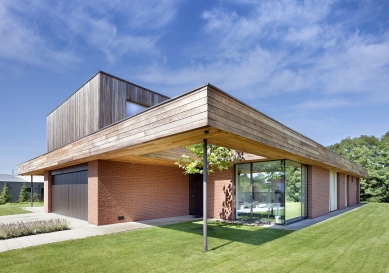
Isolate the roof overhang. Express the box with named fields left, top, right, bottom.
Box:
left=18, top=85, right=368, bottom=178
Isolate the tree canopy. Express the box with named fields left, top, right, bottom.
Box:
left=327, top=132, right=389, bottom=202
left=176, top=143, right=244, bottom=174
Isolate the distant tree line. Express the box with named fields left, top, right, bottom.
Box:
left=328, top=132, right=389, bottom=202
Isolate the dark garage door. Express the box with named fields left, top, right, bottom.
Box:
left=52, top=165, right=88, bottom=221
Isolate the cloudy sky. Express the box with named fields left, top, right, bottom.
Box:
left=0, top=0, right=388, bottom=174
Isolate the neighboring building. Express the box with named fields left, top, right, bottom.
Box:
left=18, top=71, right=367, bottom=225
left=0, top=174, right=44, bottom=202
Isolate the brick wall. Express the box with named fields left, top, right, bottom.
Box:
left=90, top=160, right=189, bottom=225
left=348, top=176, right=358, bottom=206
left=337, top=173, right=346, bottom=210
left=44, top=170, right=52, bottom=213
left=308, top=165, right=329, bottom=219
left=88, top=160, right=99, bottom=225
left=208, top=170, right=234, bottom=220
left=357, top=178, right=360, bottom=203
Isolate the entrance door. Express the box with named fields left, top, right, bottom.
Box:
left=189, top=173, right=203, bottom=216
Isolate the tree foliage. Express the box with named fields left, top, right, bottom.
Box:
left=19, top=183, right=30, bottom=203
left=0, top=183, right=12, bottom=204
left=176, top=143, right=245, bottom=174
left=285, top=166, right=301, bottom=202
left=328, top=132, right=389, bottom=202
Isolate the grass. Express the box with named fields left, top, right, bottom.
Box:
left=0, top=202, right=44, bottom=216
left=1, top=203, right=389, bottom=272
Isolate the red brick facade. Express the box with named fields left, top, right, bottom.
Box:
left=44, top=160, right=361, bottom=225
left=88, top=160, right=99, bottom=225
left=348, top=175, right=358, bottom=206
left=43, top=170, right=52, bottom=213
left=357, top=178, right=360, bottom=204
left=208, top=170, right=234, bottom=220
left=337, top=173, right=346, bottom=210
left=88, top=160, right=189, bottom=225
left=308, top=165, right=329, bottom=219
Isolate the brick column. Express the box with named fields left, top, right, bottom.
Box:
left=44, top=170, right=52, bottom=213
left=88, top=160, right=99, bottom=225
left=357, top=178, right=360, bottom=204
left=307, top=166, right=330, bottom=219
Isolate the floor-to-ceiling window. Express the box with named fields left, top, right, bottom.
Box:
left=236, top=160, right=307, bottom=225
left=236, top=160, right=285, bottom=224
left=285, top=160, right=308, bottom=224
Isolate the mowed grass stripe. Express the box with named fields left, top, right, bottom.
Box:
left=1, top=203, right=388, bottom=273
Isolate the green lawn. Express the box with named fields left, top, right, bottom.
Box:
left=0, top=202, right=44, bottom=216
left=1, top=203, right=389, bottom=272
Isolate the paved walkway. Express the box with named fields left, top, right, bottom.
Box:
left=269, top=203, right=365, bottom=230
left=0, top=204, right=364, bottom=252
left=0, top=207, right=196, bottom=253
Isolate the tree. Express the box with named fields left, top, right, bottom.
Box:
left=19, top=183, right=30, bottom=203
left=328, top=132, right=389, bottom=202
left=176, top=143, right=244, bottom=174
left=285, top=166, right=301, bottom=202
left=0, top=183, right=12, bottom=204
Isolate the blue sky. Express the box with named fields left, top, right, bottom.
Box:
left=0, top=0, right=388, bottom=174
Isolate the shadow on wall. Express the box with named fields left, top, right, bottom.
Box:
left=220, top=182, right=234, bottom=221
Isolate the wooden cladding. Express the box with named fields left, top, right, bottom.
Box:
left=46, top=72, right=169, bottom=152
left=99, top=73, right=169, bottom=129
left=19, top=87, right=209, bottom=175
left=21, top=83, right=367, bottom=178
left=205, top=86, right=367, bottom=177
left=47, top=73, right=100, bottom=153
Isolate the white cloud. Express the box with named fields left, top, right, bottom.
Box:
left=139, top=0, right=389, bottom=108
left=0, top=0, right=179, bottom=67
left=0, top=2, right=80, bottom=69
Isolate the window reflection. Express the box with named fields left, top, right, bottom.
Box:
left=126, top=101, right=147, bottom=117
left=236, top=161, right=285, bottom=224
left=235, top=160, right=307, bottom=225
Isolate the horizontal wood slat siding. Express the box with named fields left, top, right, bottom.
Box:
left=19, top=88, right=209, bottom=175
left=47, top=74, right=100, bottom=152
left=21, top=83, right=366, bottom=178
left=206, top=86, right=367, bottom=177
left=47, top=72, right=169, bottom=153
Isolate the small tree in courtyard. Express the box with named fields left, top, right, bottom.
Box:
left=19, top=183, right=30, bottom=203
left=176, top=143, right=245, bottom=174
left=0, top=183, right=12, bottom=204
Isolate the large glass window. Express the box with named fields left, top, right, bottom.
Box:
left=236, top=160, right=285, bottom=224
left=235, top=160, right=307, bottom=225
left=236, top=163, right=251, bottom=221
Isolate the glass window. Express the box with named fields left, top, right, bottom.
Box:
left=236, top=160, right=284, bottom=224
left=126, top=101, right=147, bottom=117
left=236, top=163, right=251, bottom=221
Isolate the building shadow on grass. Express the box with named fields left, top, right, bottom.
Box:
left=159, top=220, right=294, bottom=249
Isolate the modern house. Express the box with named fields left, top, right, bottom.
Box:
left=0, top=174, right=44, bottom=202
left=18, top=71, right=367, bottom=225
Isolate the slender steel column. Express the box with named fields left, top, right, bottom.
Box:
left=30, top=175, right=33, bottom=207
left=203, top=138, right=208, bottom=252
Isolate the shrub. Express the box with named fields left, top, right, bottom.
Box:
left=0, top=183, right=12, bottom=204
left=33, top=193, right=40, bottom=202
left=0, top=219, right=69, bottom=239
left=19, top=183, right=30, bottom=203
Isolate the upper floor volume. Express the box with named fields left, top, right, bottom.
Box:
left=46, top=71, right=169, bottom=152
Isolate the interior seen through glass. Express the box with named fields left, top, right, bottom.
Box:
left=236, top=160, right=307, bottom=225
